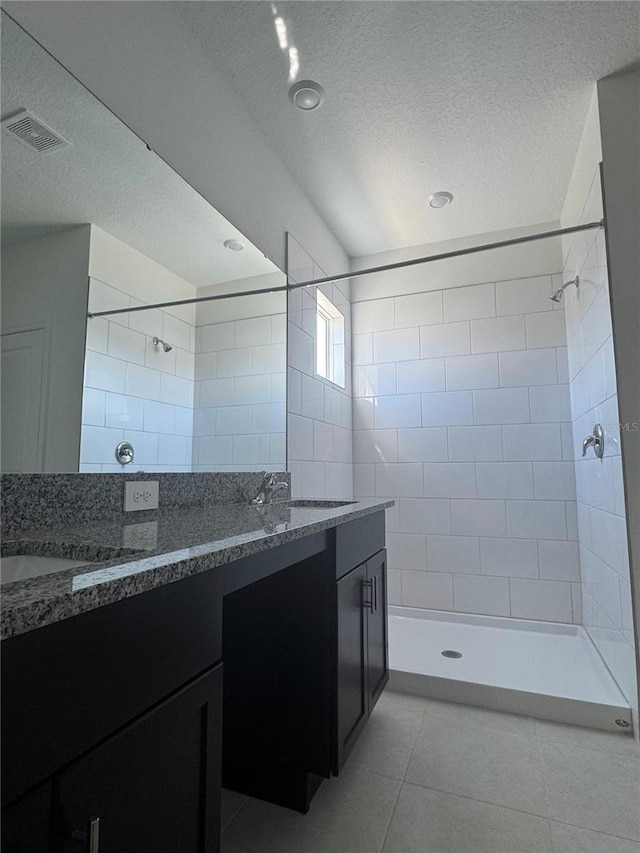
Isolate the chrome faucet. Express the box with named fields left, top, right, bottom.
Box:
left=582, top=423, right=605, bottom=458
left=250, top=472, right=289, bottom=505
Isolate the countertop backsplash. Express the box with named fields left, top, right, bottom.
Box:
left=1, top=472, right=291, bottom=537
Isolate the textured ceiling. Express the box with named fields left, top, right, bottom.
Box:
left=178, top=1, right=640, bottom=257
left=0, top=14, right=280, bottom=287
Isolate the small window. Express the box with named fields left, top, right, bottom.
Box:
left=316, top=290, right=345, bottom=388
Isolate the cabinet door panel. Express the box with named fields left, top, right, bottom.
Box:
left=335, top=563, right=368, bottom=770
left=366, top=550, right=389, bottom=711
left=52, top=665, right=222, bottom=853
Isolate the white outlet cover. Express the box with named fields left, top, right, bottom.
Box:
left=124, top=481, right=159, bottom=512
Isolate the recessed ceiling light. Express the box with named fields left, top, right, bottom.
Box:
left=223, top=239, right=243, bottom=252
left=428, top=191, right=454, bottom=209
left=289, top=80, right=326, bottom=111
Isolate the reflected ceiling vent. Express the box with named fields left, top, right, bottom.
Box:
left=1, top=110, right=71, bottom=154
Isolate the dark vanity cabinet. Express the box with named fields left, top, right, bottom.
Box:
left=2, top=507, right=389, bottom=849
left=1, top=567, right=224, bottom=853
left=335, top=545, right=388, bottom=771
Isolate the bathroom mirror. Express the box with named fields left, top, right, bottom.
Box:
left=0, top=12, right=287, bottom=474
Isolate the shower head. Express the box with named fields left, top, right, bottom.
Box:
left=550, top=276, right=579, bottom=303
left=153, top=336, right=173, bottom=353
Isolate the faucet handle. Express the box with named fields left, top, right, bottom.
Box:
left=582, top=424, right=604, bottom=458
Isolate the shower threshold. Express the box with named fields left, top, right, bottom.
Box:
left=388, top=606, right=632, bottom=732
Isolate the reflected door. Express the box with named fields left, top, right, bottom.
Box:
left=1, top=328, right=46, bottom=472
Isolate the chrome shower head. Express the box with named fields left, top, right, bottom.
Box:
left=550, top=276, right=579, bottom=303
left=152, top=336, right=172, bottom=353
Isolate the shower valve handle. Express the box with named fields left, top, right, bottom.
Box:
left=582, top=424, right=604, bottom=458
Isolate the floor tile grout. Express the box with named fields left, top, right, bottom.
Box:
left=549, top=816, right=640, bottom=845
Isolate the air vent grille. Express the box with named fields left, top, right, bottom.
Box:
left=2, top=110, right=71, bottom=153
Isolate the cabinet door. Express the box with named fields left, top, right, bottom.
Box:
left=51, top=664, right=222, bottom=853
left=335, top=563, right=368, bottom=770
left=366, top=550, right=389, bottom=711
left=1, top=782, right=51, bottom=853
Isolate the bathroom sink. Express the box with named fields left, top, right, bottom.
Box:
left=284, top=500, right=358, bottom=509
left=0, top=554, right=97, bottom=585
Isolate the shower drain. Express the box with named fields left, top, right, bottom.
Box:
left=441, top=649, right=462, bottom=659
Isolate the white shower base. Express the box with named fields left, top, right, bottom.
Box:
left=388, top=606, right=632, bottom=732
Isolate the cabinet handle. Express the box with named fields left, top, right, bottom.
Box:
left=89, top=817, right=100, bottom=853
left=372, top=574, right=378, bottom=612
left=362, top=578, right=374, bottom=614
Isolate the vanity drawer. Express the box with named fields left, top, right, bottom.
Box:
left=335, top=511, right=386, bottom=580
left=1, top=565, right=223, bottom=805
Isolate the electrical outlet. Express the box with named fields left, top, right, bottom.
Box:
left=124, top=481, right=159, bottom=512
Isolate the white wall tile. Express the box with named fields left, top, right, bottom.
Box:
left=397, top=359, right=445, bottom=394
left=88, top=279, right=130, bottom=322
left=234, top=316, right=272, bottom=348
left=426, top=534, right=480, bottom=574
left=232, top=434, right=270, bottom=465
left=471, top=315, right=525, bottom=354
left=397, top=428, right=448, bottom=462
left=352, top=333, right=373, bottom=366
left=420, top=322, right=470, bottom=358
left=506, top=500, right=567, bottom=540
left=451, top=499, right=506, bottom=538
left=376, top=463, right=424, bottom=497
left=525, top=311, right=567, bottom=349
left=143, top=400, right=174, bottom=434
left=373, top=328, right=420, bottom=363
left=158, top=433, right=188, bottom=466
left=476, top=462, right=534, bottom=499
left=125, top=363, right=161, bottom=402
left=353, top=429, right=398, bottom=463
left=144, top=338, right=176, bottom=374
left=233, top=374, right=271, bottom=406
left=533, top=461, right=577, bottom=500
left=399, top=499, right=451, bottom=535
left=216, top=405, right=252, bottom=435
left=175, top=348, right=195, bottom=380
left=353, top=363, right=397, bottom=398
left=499, top=348, right=557, bottom=387
left=538, top=540, right=580, bottom=581
left=288, top=414, right=314, bottom=461
left=496, top=276, right=553, bottom=316
left=122, top=430, right=158, bottom=465
left=86, top=317, right=109, bottom=353
left=352, top=298, right=395, bottom=333
left=446, top=353, right=499, bottom=391
left=200, top=322, right=235, bottom=352
left=353, top=463, right=375, bottom=496
left=503, top=423, right=562, bottom=462
left=270, top=373, right=287, bottom=403
left=387, top=569, right=402, bottom=605
left=387, top=532, right=427, bottom=570
left=444, top=283, right=495, bottom=322
left=80, top=425, right=123, bottom=464
left=424, top=463, right=476, bottom=498
left=401, top=570, right=453, bottom=609
left=85, top=351, right=127, bottom=394
left=105, top=393, right=144, bottom=431
left=160, top=374, right=192, bottom=408
left=448, top=426, right=502, bottom=462
left=174, top=405, right=193, bottom=437
left=217, top=348, right=252, bottom=378
left=199, top=378, right=233, bottom=408
left=454, top=574, right=510, bottom=616
left=196, top=435, right=232, bottom=465
left=353, top=397, right=375, bottom=431
left=422, top=391, right=474, bottom=427
left=479, top=538, right=538, bottom=577
left=251, top=343, right=286, bottom=375
left=395, top=291, right=442, bottom=328
left=82, top=388, right=106, bottom=427
left=374, top=395, right=422, bottom=429
left=251, top=403, right=286, bottom=435
left=473, top=387, right=530, bottom=425
left=510, top=579, right=573, bottom=622
left=195, top=351, right=218, bottom=381
left=529, top=384, right=571, bottom=422
left=163, top=313, right=192, bottom=352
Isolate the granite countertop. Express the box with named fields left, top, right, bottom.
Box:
left=1, top=499, right=393, bottom=640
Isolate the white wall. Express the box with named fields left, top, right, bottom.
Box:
left=1, top=225, right=91, bottom=471
left=597, top=70, right=640, bottom=725
left=193, top=279, right=286, bottom=472
left=287, top=236, right=353, bottom=499
left=4, top=2, right=350, bottom=280
left=351, top=260, right=581, bottom=623
left=81, top=227, right=196, bottom=472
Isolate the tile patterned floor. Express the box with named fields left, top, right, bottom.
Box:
left=222, top=690, right=640, bottom=853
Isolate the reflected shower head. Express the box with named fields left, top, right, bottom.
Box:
left=153, top=336, right=172, bottom=353
left=550, top=276, right=579, bottom=303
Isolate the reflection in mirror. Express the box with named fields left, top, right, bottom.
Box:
left=0, top=12, right=287, bottom=474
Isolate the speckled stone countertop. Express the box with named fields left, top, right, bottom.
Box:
left=1, top=499, right=393, bottom=640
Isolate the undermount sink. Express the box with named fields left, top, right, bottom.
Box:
left=285, top=500, right=358, bottom=509
left=0, top=554, right=97, bottom=585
